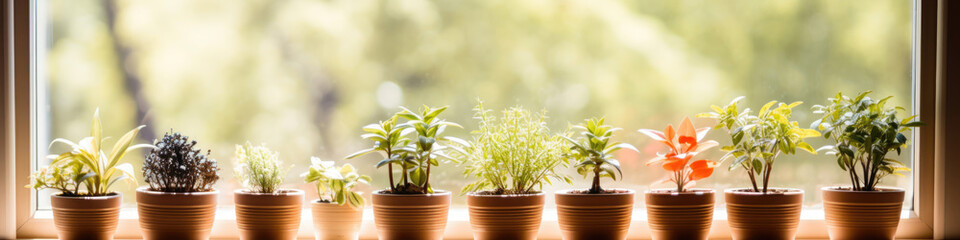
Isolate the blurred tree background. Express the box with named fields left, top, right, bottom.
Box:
left=38, top=0, right=914, bottom=208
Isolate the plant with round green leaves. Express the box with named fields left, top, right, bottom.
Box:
left=346, top=114, right=412, bottom=193
left=811, top=91, right=922, bottom=191
left=461, top=101, right=571, bottom=195
left=234, top=142, right=287, bottom=194
left=697, top=97, right=820, bottom=193
left=302, top=157, right=372, bottom=209
left=26, top=109, right=151, bottom=196
left=563, top=117, right=638, bottom=194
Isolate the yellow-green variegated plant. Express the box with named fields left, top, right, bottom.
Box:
left=26, top=109, right=152, bottom=196
left=302, top=157, right=371, bottom=209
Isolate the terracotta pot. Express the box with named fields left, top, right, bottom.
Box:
left=311, top=200, right=363, bottom=240
left=136, top=187, right=218, bottom=240
left=555, top=189, right=634, bottom=240
left=51, top=193, right=122, bottom=240
left=466, top=192, right=545, bottom=240
left=234, top=189, right=304, bottom=240
left=372, top=190, right=451, bottom=240
left=725, top=188, right=803, bottom=240
left=644, top=188, right=715, bottom=240
left=822, top=186, right=904, bottom=240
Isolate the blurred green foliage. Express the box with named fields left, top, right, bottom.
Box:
left=40, top=0, right=914, bottom=207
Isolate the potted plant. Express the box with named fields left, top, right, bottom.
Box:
left=302, top=157, right=372, bottom=240
left=138, top=131, right=220, bottom=240
left=460, top=102, right=571, bottom=240
left=811, top=91, right=921, bottom=240
left=555, top=117, right=638, bottom=240
left=698, top=97, right=820, bottom=240
left=25, top=109, right=151, bottom=240
left=233, top=142, right=303, bottom=240
left=638, top=117, right=719, bottom=240
left=346, top=106, right=466, bottom=240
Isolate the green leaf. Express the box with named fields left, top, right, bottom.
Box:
left=759, top=101, right=777, bottom=116
left=796, top=142, right=816, bottom=154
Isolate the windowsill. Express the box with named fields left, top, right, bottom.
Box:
left=19, top=208, right=928, bottom=239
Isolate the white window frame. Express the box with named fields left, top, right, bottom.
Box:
left=3, top=0, right=950, bottom=239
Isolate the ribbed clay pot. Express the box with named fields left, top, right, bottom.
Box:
left=555, top=189, right=634, bottom=240
left=467, top=192, right=545, bottom=240
left=136, top=187, right=218, bottom=240
left=725, top=188, right=803, bottom=240
left=234, top=189, right=304, bottom=240
left=372, top=190, right=451, bottom=240
left=645, top=188, right=715, bottom=240
left=822, top=186, right=904, bottom=240
left=311, top=200, right=363, bottom=240
left=51, top=193, right=122, bottom=240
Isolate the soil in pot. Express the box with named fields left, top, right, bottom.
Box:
left=555, top=189, right=634, bottom=240
left=467, top=192, right=545, bottom=240
left=372, top=190, right=451, bottom=240
left=311, top=200, right=363, bottom=240
left=645, top=188, right=715, bottom=240
left=51, top=193, right=123, bottom=240
left=724, top=188, right=803, bottom=240
left=822, top=186, right=904, bottom=240
left=136, top=187, right=219, bottom=240
left=234, top=189, right=304, bottom=240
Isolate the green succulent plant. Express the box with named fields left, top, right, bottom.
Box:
left=26, top=109, right=152, bottom=196
left=811, top=91, right=922, bottom=191
left=234, top=142, right=286, bottom=194
left=302, top=157, right=371, bottom=209
left=698, top=97, right=820, bottom=193
left=563, top=117, right=638, bottom=194
left=460, top=101, right=571, bottom=195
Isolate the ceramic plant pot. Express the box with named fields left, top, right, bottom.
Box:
left=724, top=188, right=803, bottom=240
left=50, top=193, right=122, bottom=240
left=645, top=188, right=715, bottom=240
left=234, top=189, right=304, bottom=240
left=555, top=189, right=635, bottom=240
left=372, top=190, right=451, bottom=240
left=311, top=200, right=363, bottom=240
left=136, top=187, right=218, bottom=240
left=466, top=192, right=545, bottom=240
left=822, top=186, right=904, bottom=240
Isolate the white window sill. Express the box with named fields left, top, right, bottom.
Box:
left=19, top=208, right=927, bottom=239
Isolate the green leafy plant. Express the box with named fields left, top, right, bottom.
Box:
left=234, top=142, right=286, bottom=194
left=563, top=117, right=638, bottom=194
left=811, top=91, right=922, bottom=191
left=302, top=157, right=372, bottom=209
left=697, top=97, right=820, bottom=193
left=26, top=109, right=152, bottom=196
left=460, top=101, right=571, bottom=195
left=639, top=117, right=719, bottom=192
left=143, top=131, right=220, bottom=192
left=347, top=106, right=466, bottom=194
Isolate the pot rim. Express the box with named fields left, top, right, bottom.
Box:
left=372, top=189, right=450, bottom=196
left=233, top=188, right=304, bottom=196
left=821, top=186, right=905, bottom=193
left=644, top=188, right=715, bottom=195
left=466, top=191, right=546, bottom=198
left=724, top=187, right=803, bottom=195
left=50, top=192, right=121, bottom=200
left=136, top=186, right=220, bottom=196
left=555, top=188, right=635, bottom=196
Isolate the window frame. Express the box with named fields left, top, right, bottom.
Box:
left=5, top=0, right=943, bottom=238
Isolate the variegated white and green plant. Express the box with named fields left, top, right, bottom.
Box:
left=302, top=157, right=372, bottom=209
left=26, top=109, right=152, bottom=196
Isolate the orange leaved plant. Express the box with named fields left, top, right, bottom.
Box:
left=638, top=117, right=719, bottom=192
